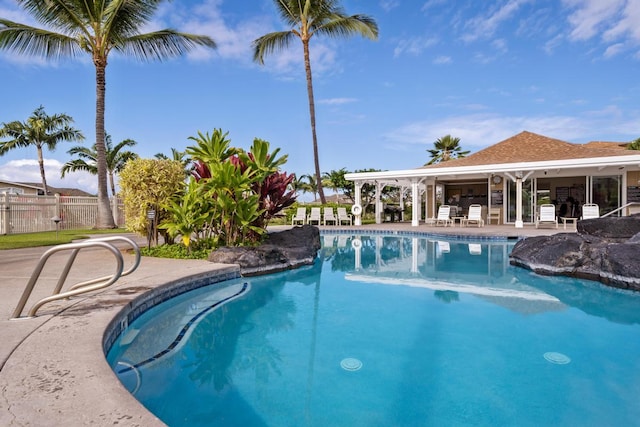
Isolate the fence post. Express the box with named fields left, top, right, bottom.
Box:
left=1, top=193, right=8, bottom=235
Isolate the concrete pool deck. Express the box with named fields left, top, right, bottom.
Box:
left=0, top=224, right=566, bottom=426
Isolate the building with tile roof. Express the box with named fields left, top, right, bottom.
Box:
left=346, top=131, right=640, bottom=227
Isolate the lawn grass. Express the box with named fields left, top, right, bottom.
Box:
left=0, top=228, right=128, bottom=250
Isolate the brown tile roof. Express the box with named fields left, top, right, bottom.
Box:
left=422, top=131, right=637, bottom=169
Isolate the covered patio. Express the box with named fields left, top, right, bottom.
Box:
left=346, top=131, right=640, bottom=228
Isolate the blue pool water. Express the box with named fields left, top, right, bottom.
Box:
left=107, top=234, right=640, bottom=426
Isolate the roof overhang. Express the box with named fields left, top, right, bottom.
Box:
left=345, top=154, right=640, bottom=184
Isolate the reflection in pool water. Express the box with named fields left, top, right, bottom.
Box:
left=107, top=233, right=640, bottom=426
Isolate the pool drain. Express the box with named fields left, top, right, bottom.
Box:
left=340, top=358, right=363, bottom=371
left=543, top=352, right=571, bottom=365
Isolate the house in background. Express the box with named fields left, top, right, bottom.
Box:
left=0, top=180, right=93, bottom=197
left=346, top=131, right=640, bottom=227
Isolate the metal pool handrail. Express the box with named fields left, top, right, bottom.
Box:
left=12, top=236, right=141, bottom=319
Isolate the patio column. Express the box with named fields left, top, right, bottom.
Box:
left=354, top=183, right=362, bottom=226
left=515, top=173, right=524, bottom=228
left=375, top=182, right=382, bottom=224
left=411, top=181, right=420, bottom=227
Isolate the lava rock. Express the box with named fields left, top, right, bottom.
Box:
left=208, top=225, right=321, bottom=276
left=510, top=216, right=640, bottom=290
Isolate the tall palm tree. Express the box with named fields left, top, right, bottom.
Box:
left=61, top=135, right=138, bottom=196
left=426, top=135, right=470, bottom=165
left=0, top=105, right=84, bottom=195
left=253, top=0, right=378, bottom=205
left=0, top=1, right=216, bottom=228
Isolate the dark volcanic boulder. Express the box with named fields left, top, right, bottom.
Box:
left=510, top=216, right=640, bottom=291
left=208, top=225, right=321, bottom=276
left=577, top=214, right=640, bottom=238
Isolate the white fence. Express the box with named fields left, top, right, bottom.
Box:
left=0, top=194, right=125, bottom=235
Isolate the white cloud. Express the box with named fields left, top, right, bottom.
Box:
left=603, top=42, right=625, bottom=58
left=319, top=98, right=357, bottom=105
left=433, top=55, right=452, bottom=65
left=563, top=0, right=624, bottom=42
left=382, top=109, right=639, bottom=154
left=462, top=0, right=533, bottom=42
left=393, top=36, right=439, bottom=57
left=0, top=158, right=97, bottom=194
left=380, top=0, right=400, bottom=12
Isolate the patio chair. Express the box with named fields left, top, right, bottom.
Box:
left=487, top=207, right=501, bottom=225
left=463, top=204, right=485, bottom=227
left=323, top=207, right=338, bottom=226
left=581, top=203, right=600, bottom=220
left=337, top=207, right=352, bottom=225
left=291, top=207, right=306, bottom=225
left=536, top=204, right=558, bottom=228
left=307, top=207, right=322, bottom=225
left=434, top=205, right=453, bottom=227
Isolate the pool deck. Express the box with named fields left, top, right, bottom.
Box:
left=0, top=223, right=568, bottom=426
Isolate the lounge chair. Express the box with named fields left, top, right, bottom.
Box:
left=581, top=203, right=600, bottom=220
left=434, top=205, right=453, bottom=227
left=536, top=204, right=558, bottom=228
left=291, top=207, right=306, bottom=225
left=436, top=240, right=450, bottom=256
left=323, top=207, right=337, bottom=226
left=337, top=207, right=352, bottom=225
left=307, top=207, right=322, bottom=225
left=463, top=204, right=485, bottom=227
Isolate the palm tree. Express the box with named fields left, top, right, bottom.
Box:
left=627, top=137, right=640, bottom=151
left=301, top=173, right=319, bottom=202
left=0, top=1, right=216, bottom=228
left=322, top=168, right=348, bottom=195
left=61, top=135, right=138, bottom=196
left=426, top=135, right=470, bottom=165
left=253, top=0, right=378, bottom=205
left=0, top=105, right=84, bottom=195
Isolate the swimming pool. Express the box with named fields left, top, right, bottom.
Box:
left=107, top=233, right=640, bottom=426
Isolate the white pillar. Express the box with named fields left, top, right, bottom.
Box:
left=515, top=177, right=524, bottom=228
left=354, top=183, right=362, bottom=226
left=412, top=181, right=420, bottom=227
left=375, top=182, right=382, bottom=224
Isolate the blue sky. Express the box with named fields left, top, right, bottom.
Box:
left=0, top=0, right=639, bottom=194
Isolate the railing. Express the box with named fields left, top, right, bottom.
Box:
left=0, top=193, right=125, bottom=235
left=12, top=236, right=140, bottom=319
left=601, top=202, right=640, bottom=218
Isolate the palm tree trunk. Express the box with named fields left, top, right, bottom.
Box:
left=94, top=59, right=116, bottom=228
left=302, top=40, right=326, bottom=204
left=108, top=170, right=116, bottom=197
left=36, top=145, right=48, bottom=195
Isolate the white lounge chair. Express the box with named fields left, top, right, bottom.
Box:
left=291, top=207, right=306, bottom=225
left=581, top=203, right=600, bottom=220
left=323, top=207, right=337, bottom=225
left=307, top=207, right=322, bottom=225
left=463, top=204, right=485, bottom=227
left=536, top=204, right=558, bottom=228
left=337, top=207, right=352, bottom=225
left=434, top=205, right=453, bottom=227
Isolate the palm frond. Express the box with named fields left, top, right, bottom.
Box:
left=253, top=31, right=296, bottom=64
left=118, top=30, right=216, bottom=61
left=0, top=20, right=81, bottom=59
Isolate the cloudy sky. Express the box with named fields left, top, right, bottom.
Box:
left=0, top=0, right=639, bottom=194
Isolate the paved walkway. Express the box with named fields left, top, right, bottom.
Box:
left=0, top=224, right=569, bottom=426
